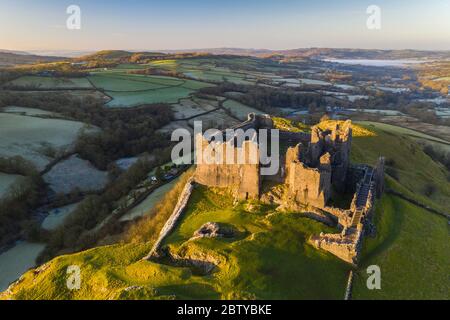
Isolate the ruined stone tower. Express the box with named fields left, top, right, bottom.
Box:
left=284, top=120, right=352, bottom=208
left=194, top=114, right=272, bottom=200
left=194, top=115, right=353, bottom=208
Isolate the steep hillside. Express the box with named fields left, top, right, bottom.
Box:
left=1, top=123, right=448, bottom=300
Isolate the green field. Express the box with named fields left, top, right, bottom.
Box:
left=162, top=187, right=350, bottom=299
left=7, top=76, right=93, bottom=89
left=87, top=72, right=214, bottom=107
left=353, top=188, right=450, bottom=300
left=350, top=124, right=450, bottom=299
left=353, top=123, right=450, bottom=212
left=357, top=121, right=449, bottom=144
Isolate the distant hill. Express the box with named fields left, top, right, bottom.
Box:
left=77, top=50, right=166, bottom=62
left=161, top=47, right=450, bottom=60
left=0, top=50, right=66, bottom=67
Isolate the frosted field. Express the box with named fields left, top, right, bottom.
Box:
left=334, top=84, right=356, bottom=90
left=348, top=109, right=404, bottom=116
left=106, top=87, right=195, bottom=107
left=299, top=78, right=331, bottom=86
left=187, top=109, right=240, bottom=128
left=0, top=173, right=24, bottom=199
left=0, top=112, right=93, bottom=171
left=222, top=99, right=262, bottom=121
left=171, top=97, right=218, bottom=120
left=346, top=95, right=370, bottom=102
left=119, top=177, right=179, bottom=222
left=435, top=108, right=450, bottom=118
left=0, top=241, right=46, bottom=292
left=43, top=155, right=109, bottom=194
left=41, top=202, right=81, bottom=230
left=7, top=76, right=93, bottom=89
left=375, top=86, right=410, bottom=93
left=2, top=106, right=60, bottom=117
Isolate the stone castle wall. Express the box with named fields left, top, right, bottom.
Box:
left=194, top=135, right=261, bottom=200
left=193, top=114, right=384, bottom=265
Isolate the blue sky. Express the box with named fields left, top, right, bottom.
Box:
left=1, top=0, right=449, bottom=51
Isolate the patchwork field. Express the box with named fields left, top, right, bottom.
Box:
left=222, top=99, right=262, bottom=121
left=0, top=112, right=95, bottom=171
left=7, top=76, right=93, bottom=89
left=87, top=72, right=214, bottom=107
left=186, top=109, right=240, bottom=128
left=170, top=97, right=218, bottom=120
left=43, top=155, right=109, bottom=194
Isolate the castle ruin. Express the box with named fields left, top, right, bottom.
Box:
left=193, top=114, right=384, bottom=265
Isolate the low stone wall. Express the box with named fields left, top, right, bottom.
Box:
left=310, top=230, right=361, bottom=264
left=344, top=270, right=354, bottom=300
left=310, top=164, right=378, bottom=265
left=143, top=178, right=195, bottom=260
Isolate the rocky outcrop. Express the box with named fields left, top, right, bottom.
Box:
left=192, top=222, right=236, bottom=239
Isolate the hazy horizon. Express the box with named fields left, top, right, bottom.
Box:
left=1, top=0, right=450, bottom=52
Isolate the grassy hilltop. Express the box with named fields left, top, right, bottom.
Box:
left=1, top=122, right=449, bottom=300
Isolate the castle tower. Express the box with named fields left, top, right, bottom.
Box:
left=330, top=120, right=352, bottom=192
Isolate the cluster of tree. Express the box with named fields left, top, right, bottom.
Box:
left=0, top=156, right=38, bottom=176
left=0, top=91, right=174, bottom=170
left=128, top=68, right=184, bottom=78
left=0, top=69, right=23, bottom=85
left=0, top=165, right=44, bottom=247
left=417, top=61, right=450, bottom=95
left=122, top=168, right=194, bottom=244
left=199, top=82, right=328, bottom=114
left=399, top=102, right=450, bottom=126
left=37, top=156, right=173, bottom=262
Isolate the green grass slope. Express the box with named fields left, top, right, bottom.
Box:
left=1, top=122, right=448, bottom=300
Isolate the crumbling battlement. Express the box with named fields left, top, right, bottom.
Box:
left=284, top=120, right=352, bottom=208
left=194, top=113, right=267, bottom=200
left=193, top=114, right=384, bottom=265
left=310, top=159, right=385, bottom=265
left=195, top=115, right=354, bottom=207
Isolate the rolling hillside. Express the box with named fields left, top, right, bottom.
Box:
left=0, top=50, right=65, bottom=67
left=1, top=122, right=449, bottom=300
